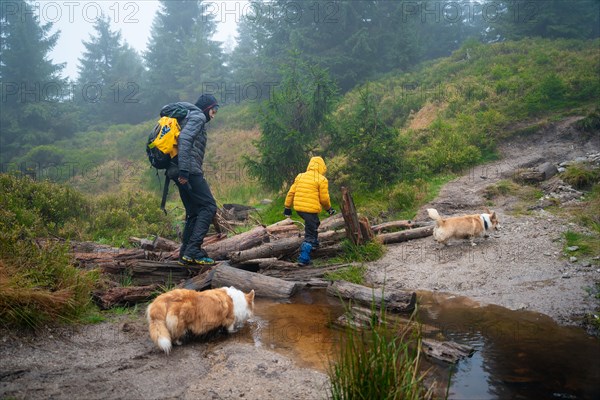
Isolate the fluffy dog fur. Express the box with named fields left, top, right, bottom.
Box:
left=147, top=287, right=255, bottom=354
left=427, top=208, right=499, bottom=246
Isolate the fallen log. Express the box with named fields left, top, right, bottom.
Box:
left=312, top=243, right=344, bottom=258
left=421, top=339, right=475, bottom=364
left=319, top=214, right=346, bottom=232
left=376, top=225, right=434, bottom=245
left=129, top=236, right=180, bottom=252
left=371, top=220, right=414, bottom=233
left=318, top=230, right=347, bottom=244
left=241, top=257, right=298, bottom=269
left=211, top=262, right=304, bottom=299
left=229, top=236, right=304, bottom=264
left=204, top=226, right=269, bottom=260
left=178, top=269, right=216, bottom=291
left=334, top=306, right=474, bottom=364
left=124, top=260, right=210, bottom=286
left=265, top=224, right=301, bottom=239
left=260, top=262, right=360, bottom=281
left=92, top=285, right=160, bottom=309
left=326, top=280, right=416, bottom=312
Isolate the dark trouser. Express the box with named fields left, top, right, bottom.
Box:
left=176, top=174, right=217, bottom=258
left=297, top=211, right=321, bottom=247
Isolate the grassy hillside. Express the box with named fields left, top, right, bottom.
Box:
left=8, top=38, right=599, bottom=220
left=325, top=38, right=599, bottom=219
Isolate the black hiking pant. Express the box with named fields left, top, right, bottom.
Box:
left=297, top=211, right=321, bottom=247
left=176, top=174, right=217, bottom=258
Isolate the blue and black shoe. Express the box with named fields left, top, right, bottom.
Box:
left=297, top=241, right=313, bottom=266
left=181, top=255, right=216, bottom=266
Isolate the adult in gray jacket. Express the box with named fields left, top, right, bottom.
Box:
left=161, top=94, right=219, bottom=265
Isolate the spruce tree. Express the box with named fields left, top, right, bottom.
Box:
left=144, top=0, right=227, bottom=109
left=0, top=0, right=72, bottom=164
left=76, top=16, right=145, bottom=125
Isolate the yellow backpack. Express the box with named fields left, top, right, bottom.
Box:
left=147, top=116, right=180, bottom=164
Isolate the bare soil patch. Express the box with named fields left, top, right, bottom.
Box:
left=367, top=117, right=600, bottom=325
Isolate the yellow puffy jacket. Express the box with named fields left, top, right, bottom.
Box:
left=284, top=156, right=332, bottom=214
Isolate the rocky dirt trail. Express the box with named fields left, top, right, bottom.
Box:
left=0, top=311, right=330, bottom=400
left=367, top=117, right=600, bottom=324
left=1, top=117, right=598, bottom=400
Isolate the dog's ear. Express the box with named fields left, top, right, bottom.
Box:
left=491, top=211, right=497, bottom=220
left=484, top=207, right=491, bottom=214
left=247, top=289, right=255, bottom=303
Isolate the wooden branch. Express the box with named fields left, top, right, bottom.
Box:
left=371, top=220, right=414, bottom=233
left=92, top=285, right=160, bottom=309
left=319, top=214, right=346, bottom=232
left=376, top=226, right=434, bottom=244
left=260, top=262, right=358, bottom=280
left=128, top=236, right=180, bottom=252
left=211, top=262, right=304, bottom=299
left=326, top=280, right=416, bottom=312
left=124, top=260, right=210, bottom=286
left=178, top=269, right=215, bottom=292
left=229, top=236, right=304, bottom=264
left=204, top=226, right=269, bottom=260
left=334, top=306, right=474, bottom=364
left=421, top=339, right=475, bottom=364
left=266, top=224, right=301, bottom=239
left=240, top=258, right=298, bottom=269
left=341, top=187, right=364, bottom=245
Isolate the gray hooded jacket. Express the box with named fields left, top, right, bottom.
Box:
left=160, top=102, right=207, bottom=177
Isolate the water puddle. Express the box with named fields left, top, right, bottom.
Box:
left=243, top=289, right=599, bottom=399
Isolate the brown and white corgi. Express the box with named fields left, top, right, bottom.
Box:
left=147, top=287, right=255, bottom=354
left=427, top=208, right=499, bottom=246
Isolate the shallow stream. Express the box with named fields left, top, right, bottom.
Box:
left=242, top=289, right=600, bottom=400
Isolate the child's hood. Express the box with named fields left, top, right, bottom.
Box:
left=306, top=156, right=327, bottom=175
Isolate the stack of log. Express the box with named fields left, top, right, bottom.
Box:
left=79, top=187, right=438, bottom=308
left=73, top=187, right=474, bottom=364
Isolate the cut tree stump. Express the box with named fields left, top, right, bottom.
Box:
left=341, top=187, right=369, bottom=245
left=326, top=280, right=416, bottom=312
left=204, top=226, right=269, bottom=260
left=211, top=262, right=304, bottom=299
left=376, top=226, right=434, bottom=244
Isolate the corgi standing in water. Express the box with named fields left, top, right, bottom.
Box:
left=427, top=208, right=499, bottom=246
left=147, top=287, right=255, bottom=354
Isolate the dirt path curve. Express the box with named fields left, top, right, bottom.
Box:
left=366, top=117, right=600, bottom=324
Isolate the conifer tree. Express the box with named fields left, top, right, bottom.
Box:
left=144, top=0, right=227, bottom=109
left=76, top=15, right=145, bottom=125
left=0, top=0, right=73, bottom=164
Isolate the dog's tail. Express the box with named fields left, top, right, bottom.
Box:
left=427, top=208, right=443, bottom=225
left=147, top=302, right=172, bottom=354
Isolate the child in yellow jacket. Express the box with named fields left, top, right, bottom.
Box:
left=284, top=156, right=336, bottom=265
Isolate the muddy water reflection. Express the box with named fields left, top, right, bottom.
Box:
left=245, top=289, right=599, bottom=399
left=417, top=292, right=600, bottom=400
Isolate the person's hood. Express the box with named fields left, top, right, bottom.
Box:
left=306, top=156, right=327, bottom=175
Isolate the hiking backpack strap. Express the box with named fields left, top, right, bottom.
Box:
left=160, top=173, right=170, bottom=215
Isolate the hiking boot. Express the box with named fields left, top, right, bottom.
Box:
left=297, top=241, right=313, bottom=265
left=181, top=255, right=216, bottom=266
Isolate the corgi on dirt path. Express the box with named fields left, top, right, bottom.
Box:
left=427, top=208, right=499, bottom=246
